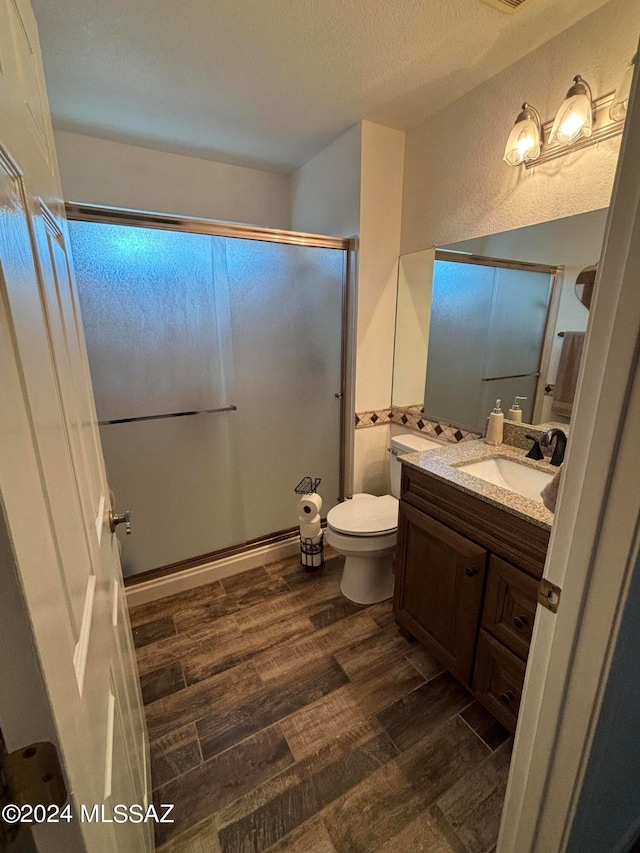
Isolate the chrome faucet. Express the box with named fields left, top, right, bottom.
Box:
left=540, top=428, right=567, bottom=467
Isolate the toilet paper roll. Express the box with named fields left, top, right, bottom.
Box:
left=298, top=508, right=320, bottom=524
left=298, top=493, right=322, bottom=517
left=299, top=516, right=321, bottom=539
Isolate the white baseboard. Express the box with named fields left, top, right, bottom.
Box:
left=125, top=536, right=300, bottom=608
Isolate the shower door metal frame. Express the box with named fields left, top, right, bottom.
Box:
left=65, top=204, right=353, bottom=584
left=65, top=203, right=349, bottom=249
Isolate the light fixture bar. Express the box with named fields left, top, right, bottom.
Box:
left=525, top=91, right=624, bottom=169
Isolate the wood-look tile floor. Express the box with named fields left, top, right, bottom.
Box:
left=129, top=553, right=512, bottom=853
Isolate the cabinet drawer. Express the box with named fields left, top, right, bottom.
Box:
left=401, top=464, right=549, bottom=579
left=482, top=555, right=539, bottom=660
left=473, top=630, right=526, bottom=733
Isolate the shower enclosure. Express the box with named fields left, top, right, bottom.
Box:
left=67, top=209, right=349, bottom=579
left=424, top=252, right=557, bottom=430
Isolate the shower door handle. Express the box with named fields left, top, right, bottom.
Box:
left=109, top=509, right=132, bottom=535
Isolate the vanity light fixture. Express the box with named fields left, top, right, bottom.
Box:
left=503, top=103, right=543, bottom=166
left=505, top=61, right=632, bottom=169
left=549, top=75, right=594, bottom=145
left=610, top=54, right=636, bottom=121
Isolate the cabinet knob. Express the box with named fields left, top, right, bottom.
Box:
left=465, top=566, right=479, bottom=578
left=500, top=691, right=515, bottom=705
left=513, top=615, right=529, bottom=630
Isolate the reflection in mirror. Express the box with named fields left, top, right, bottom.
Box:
left=575, top=264, right=596, bottom=309
left=424, top=253, right=555, bottom=430
left=392, top=208, right=608, bottom=431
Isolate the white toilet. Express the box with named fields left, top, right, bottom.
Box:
left=325, top=432, right=442, bottom=604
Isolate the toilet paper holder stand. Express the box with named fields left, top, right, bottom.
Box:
left=294, top=476, right=322, bottom=495
left=295, top=476, right=324, bottom=570
left=300, top=535, right=324, bottom=570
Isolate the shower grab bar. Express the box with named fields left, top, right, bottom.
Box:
left=98, top=405, right=237, bottom=426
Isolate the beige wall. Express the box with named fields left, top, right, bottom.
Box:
left=392, top=248, right=434, bottom=408
left=289, top=123, right=363, bottom=495
left=289, top=120, right=405, bottom=496
left=289, top=124, right=362, bottom=238
left=353, top=122, right=405, bottom=494
left=356, top=122, right=405, bottom=413
left=54, top=130, right=291, bottom=229
left=401, top=0, right=638, bottom=254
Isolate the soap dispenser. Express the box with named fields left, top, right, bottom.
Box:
left=485, top=399, right=504, bottom=446
left=508, top=396, right=527, bottom=423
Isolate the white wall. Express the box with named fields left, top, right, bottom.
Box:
left=289, top=124, right=362, bottom=237
left=401, top=0, right=638, bottom=254
left=54, top=130, right=291, bottom=228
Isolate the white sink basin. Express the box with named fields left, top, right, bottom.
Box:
left=457, top=457, right=554, bottom=504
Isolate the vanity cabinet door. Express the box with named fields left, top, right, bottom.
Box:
left=394, top=501, right=488, bottom=686
left=482, top=555, right=539, bottom=660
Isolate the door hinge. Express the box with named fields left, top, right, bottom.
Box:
left=0, top=737, right=67, bottom=846
left=538, top=578, right=562, bottom=613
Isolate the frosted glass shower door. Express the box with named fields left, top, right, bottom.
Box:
left=223, top=237, right=344, bottom=540
left=424, top=260, right=495, bottom=428
left=425, top=258, right=552, bottom=430
left=69, top=221, right=242, bottom=576
left=479, top=265, right=552, bottom=424
left=68, top=220, right=346, bottom=578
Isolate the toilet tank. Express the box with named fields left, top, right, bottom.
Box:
left=389, top=433, right=443, bottom=498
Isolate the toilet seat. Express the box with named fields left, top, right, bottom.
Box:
left=326, top=493, right=398, bottom=537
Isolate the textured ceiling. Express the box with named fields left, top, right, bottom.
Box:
left=32, top=0, right=611, bottom=172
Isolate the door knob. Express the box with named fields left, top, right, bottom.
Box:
left=465, top=566, right=479, bottom=577
left=109, top=509, right=132, bottom=535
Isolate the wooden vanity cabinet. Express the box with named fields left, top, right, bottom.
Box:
left=394, top=464, right=550, bottom=733
left=394, top=502, right=487, bottom=686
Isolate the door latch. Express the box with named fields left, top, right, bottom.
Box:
left=538, top=578, right=562, bottom=613
left=109, top=509, right=132, bottom=534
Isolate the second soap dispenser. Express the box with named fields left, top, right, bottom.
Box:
left=485, top=399, right=504, bottom=446
left=508, top=396, right=527, bottom=423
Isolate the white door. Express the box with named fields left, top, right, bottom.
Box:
left=499, top=45, right=640, bottom=853
left=0, top=2, right=151, bottom=851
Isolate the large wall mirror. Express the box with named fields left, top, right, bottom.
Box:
left=392, top=208, right=608, bottom=432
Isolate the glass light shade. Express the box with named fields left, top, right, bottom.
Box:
left=503, top=104, right=542, bottom=166
left=550, top=76, right=594, bottom=145
left=610, top=57, right=635, bottom=121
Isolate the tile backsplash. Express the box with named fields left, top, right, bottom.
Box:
left=355, top=405, right=480, bottom=444
left=354, top=406, right=568, bottom=454
left=354, top=409, right=393, bottom=428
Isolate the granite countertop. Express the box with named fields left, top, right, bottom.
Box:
left=400, top=439, right=556, bottom=531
